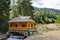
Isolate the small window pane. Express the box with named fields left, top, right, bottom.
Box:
left=15, top=24, right=18, bottom=27
left=31, top=24, right=33, bottom=27
left=22, top=24, right=26, bottom=27
left=10, top=23, right=13, bottom=27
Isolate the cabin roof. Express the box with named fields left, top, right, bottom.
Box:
left=8, top=16, right=35, bottom=23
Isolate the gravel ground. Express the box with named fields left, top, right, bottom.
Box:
left=24, top=31, right=60, bottom=40
left=0, top=34, right=6, bottom=40
left=25, top=24, right=60, bottom=40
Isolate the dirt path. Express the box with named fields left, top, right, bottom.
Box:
left=43, top=31, right=60, bottom=37
left=25, top=23, right=60, bottom=40
left=25, top=31, right=60, bottom=40
left=0, top=33, right=6, bottom=40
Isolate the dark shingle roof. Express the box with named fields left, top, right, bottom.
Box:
left=8, top=16, right=35, bottom=23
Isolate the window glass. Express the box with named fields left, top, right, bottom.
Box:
left=31, top=23, right=33, bottom=27
left=15, top=24, right=18, bottom=27
left=10, top=23, right=13, bottom=27
left=10, top=23, right=18, bottom=27
left=22, top=24, right=26, bottom=27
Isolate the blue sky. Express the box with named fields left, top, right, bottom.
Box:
left=31, top=0, right=60, bottom=9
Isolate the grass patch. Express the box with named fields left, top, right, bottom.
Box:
left=39, top=27, right=49, bottom=33
left=35, top=23, right=43, bottom=27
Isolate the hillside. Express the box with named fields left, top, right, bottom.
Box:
left=34, top=7, right=60, bottom=14
left=40, top=8, right=60, bottom=14
left=33, top=8, right=60, bottom=23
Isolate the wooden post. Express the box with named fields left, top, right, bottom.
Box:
left=18, top=22, right=19, bottom=30
left=9, top=23, right=10, bottom=30
left=30, top=22, right=31, bottom=27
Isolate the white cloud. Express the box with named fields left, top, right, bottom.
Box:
left=31, top=3, right=40, bottom=8
left=31, top=0, right=60, bottom=9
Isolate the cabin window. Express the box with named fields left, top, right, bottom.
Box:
left=15, top=24, right=18, bottom=27
left=31, top=24, right=33, bottom=27
left=22, top=24, right=26, bottom=27
left=10, top=23, right=13, bottom=27
left=10, top=23, right=18, bottom=27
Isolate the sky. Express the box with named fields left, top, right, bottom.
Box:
left=31, top=0, right=60, bottom=9
left=10, top=0, right=17, bottom=6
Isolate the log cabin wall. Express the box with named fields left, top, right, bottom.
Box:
left=8, top=16, right=35, bottom=31
left=9, top=22, right=35, bottom=31
left=9, top=22, right=18, bottom=30
left=18, top=22, right=28, bottom=30
left=30, top=22, right=35, bottom=31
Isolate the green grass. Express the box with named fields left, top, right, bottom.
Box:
left=35, top=23, right=49, bottom=33
left=35, top=23, right=43, bottom=27
left=39, top=27, right=49, bottom=33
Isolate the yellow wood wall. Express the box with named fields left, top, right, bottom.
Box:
left=9, top=22, right=35, bottom=31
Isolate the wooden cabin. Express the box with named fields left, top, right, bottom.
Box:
left=8, top=16, right=35, bottom=32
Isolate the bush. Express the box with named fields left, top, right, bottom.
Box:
left=38, top=26, right=49, bottom=33
left=55, top=15, right=60, bottom=24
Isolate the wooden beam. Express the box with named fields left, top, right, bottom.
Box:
left=9, top=23, right=10, bottom=30
left=18, top=22, right=19, bottom=30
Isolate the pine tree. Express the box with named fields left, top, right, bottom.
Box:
left=0, top=0, right=10, bottom=32
left=17, top=0, right=33, bottom=17
left=55, top=15, right=60, bottom=24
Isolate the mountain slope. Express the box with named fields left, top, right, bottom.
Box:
left=33, top=8, right=60, bottom=23
left=40, top=8, right=60, bottom=14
